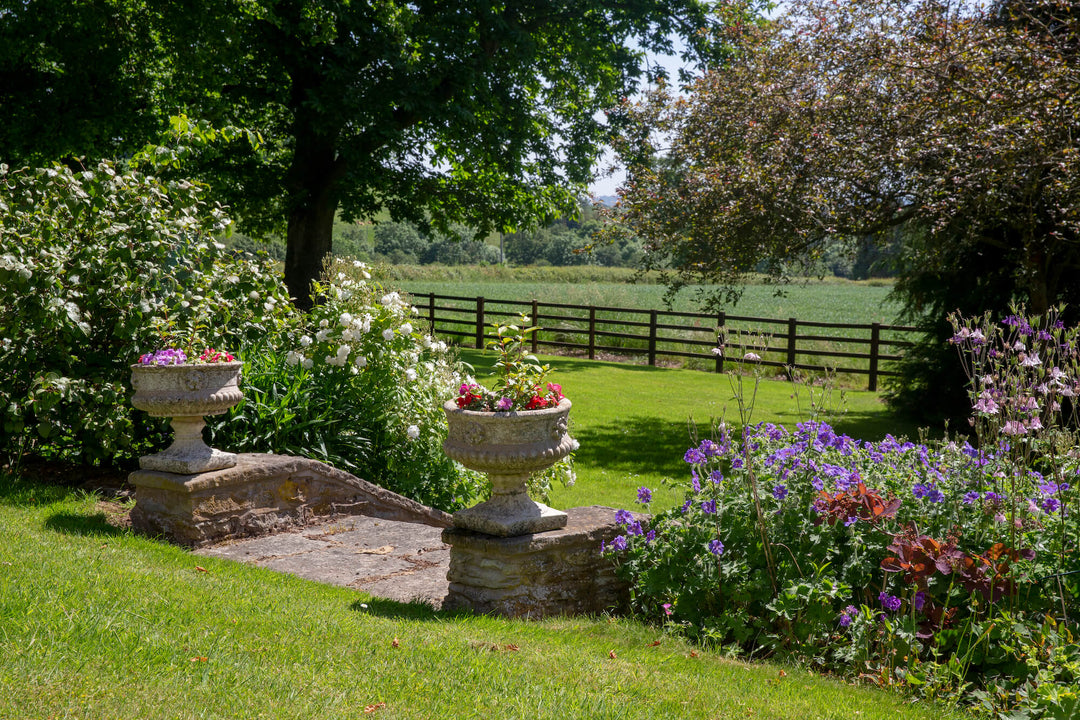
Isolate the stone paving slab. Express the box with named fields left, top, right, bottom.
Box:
left=195, top=514, right=449, bottom=607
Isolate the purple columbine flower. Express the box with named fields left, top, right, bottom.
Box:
left=637, top=486, right=652, bottom=504
left=495, top=396, right=513, bottom=411
left=708, top=539, right=724, bottom=557
left=878, top=592, right=902, bottom=613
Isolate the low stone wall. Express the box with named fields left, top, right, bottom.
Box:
left=129, top=453, right=452, bottom=547
left=442, top=505, right=629, bottom=618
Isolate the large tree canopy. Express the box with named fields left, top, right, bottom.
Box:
left=614, top=0, right=1080, bottom=313
left=0, top=0, right=742, bottom=307
left=612, top=0, right=1080, bottom=421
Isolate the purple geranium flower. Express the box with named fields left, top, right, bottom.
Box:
left=637, top=486, right=652, bottom=504
left=772, top=484, right=788, bottom=501
left=879, top=592, right=902, bottom=613
left=708, top=539, right=724, bottom=557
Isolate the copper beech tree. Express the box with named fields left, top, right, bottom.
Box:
left=613, top=0, right=1080, bottom=418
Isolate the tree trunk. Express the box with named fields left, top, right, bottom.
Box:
left=283, top=136, right=343, bottom=311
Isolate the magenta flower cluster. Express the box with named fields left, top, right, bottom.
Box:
left=138, top=348, right=187, bottom=366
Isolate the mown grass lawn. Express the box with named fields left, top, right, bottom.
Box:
left=0, top=478, right=962, bottom=720
left=457, top=349, right=922, bottom=512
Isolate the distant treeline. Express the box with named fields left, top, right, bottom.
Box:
left=226, top=210, right=899, bottom=279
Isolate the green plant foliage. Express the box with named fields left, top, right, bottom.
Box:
left=209, top=264, right=485, bottom=510
left=0, top=163, right=481, bottom=510
left=0, top=162, right=292, bottom=465
left=605, top=307, right=1080, bottom=716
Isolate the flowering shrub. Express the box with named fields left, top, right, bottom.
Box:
left=0, top=162, right=292, bottom=465
left=606, top=308, right=1080, bottom=716
left=0, top=162, right=481, bottom=510
left=207, top=262, right=484, bottom=509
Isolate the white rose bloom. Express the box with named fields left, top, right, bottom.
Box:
left=301, top=357, right=313, bottom=369
left=405, top=368, right=417, bottom=382
left=336, top=344, right=351, bottom=359
left=319, top=319, right=329, bottom=328
left=249, top=290, right=259, bottom=300
left=422, top=335, right=432, bottom=349
left=380, top=292, right=399, bottom=307
left=354, top=355, right=368, bottom=368
left=341, top=328, right=355, bottom=342
left=339, top=312, right=353, bottom=327
left=285, top=351, right=300, bottom=366
left=382, top=328, right=394, bottom=342
left=401, top=322, right=413, bottom=335
left=299, top=335, right=312, bottom=347
left=315, top=329, right=331, bottom=342
left=406, top=425, right=420, bottom=440
left=324, top=355, right=335, bottom=365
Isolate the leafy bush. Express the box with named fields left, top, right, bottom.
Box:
left=209, top=263, right=484, bottom=509
left=0, top=162, right=482, bottom=510
left=0, top=162, right=292, bottom=465
left=605, top=307, right=1080, bottom=716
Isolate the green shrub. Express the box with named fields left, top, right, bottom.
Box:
left=209, top=263, right=484, bottom=509
left=0, top=162, right=292, bottom=465
left=0, top=162, right=481, bottom=510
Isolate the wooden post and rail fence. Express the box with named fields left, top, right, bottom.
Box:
left=422, top=292, right=919, bottom=391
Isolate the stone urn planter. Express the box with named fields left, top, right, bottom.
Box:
left=131, top=361, right=244, bottom=474
left=442, top=397, right=576, bottom=537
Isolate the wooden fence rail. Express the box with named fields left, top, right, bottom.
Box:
left=421, top=292, right=919, bottom=391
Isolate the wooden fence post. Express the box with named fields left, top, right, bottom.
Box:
left=531, top=299, right=539, bottom=353
left=588, top=306, right=596, bottom=360
left=715, top=311, right=726, bottom=373
left=648, top=310, right=658, bottom=366
left=428, top=292, right=436, bottom=336
left=787, top=317, right=798, bottom=368
left=869, top=322, right=881, bottom=392
left=475, top=296, right=485, bottom=349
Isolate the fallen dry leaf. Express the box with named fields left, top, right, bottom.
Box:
left=778, top=669, right=787, bottom=678
left=391, top=638, right=400, bottom=648
left=195, top=566, right=207, bottom=573
left=648, top=640, right=662, bottom=647
left=608, top=650, right=617, bottom=659
left=363, top=702, right=386, bottom=714
left=504, top=644, right=520, bottom=652
left=189, top=656, right=208, bottom=663
left=355, top=545, right=395, bottom=555
left=689, top=650, right=699, bottom=658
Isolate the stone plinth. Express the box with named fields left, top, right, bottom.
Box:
left=129, top=453, right=452, bottom=547
left=441, top=505, right=629, bottom=618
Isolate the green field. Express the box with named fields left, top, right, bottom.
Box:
left=394, top=275, right=912, bottom=387
left=396, top=278, right=903, bottom=325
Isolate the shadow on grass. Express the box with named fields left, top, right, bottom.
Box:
left=348, top=596, right=472, bottom=622
left=0, top=474, right=77, bottom=507
left=43, top=509, right=129, bottom=537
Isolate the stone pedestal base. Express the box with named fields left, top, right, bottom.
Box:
left=442, top=505, right=630, bottom=618
left=452, top=487, right=568, bottom=537
left=129, top=453, right=452, bottom=547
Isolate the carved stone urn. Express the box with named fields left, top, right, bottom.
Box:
left=442, top=398, right=575, bottom=537
left=130, top=361, right=244, bottom=474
